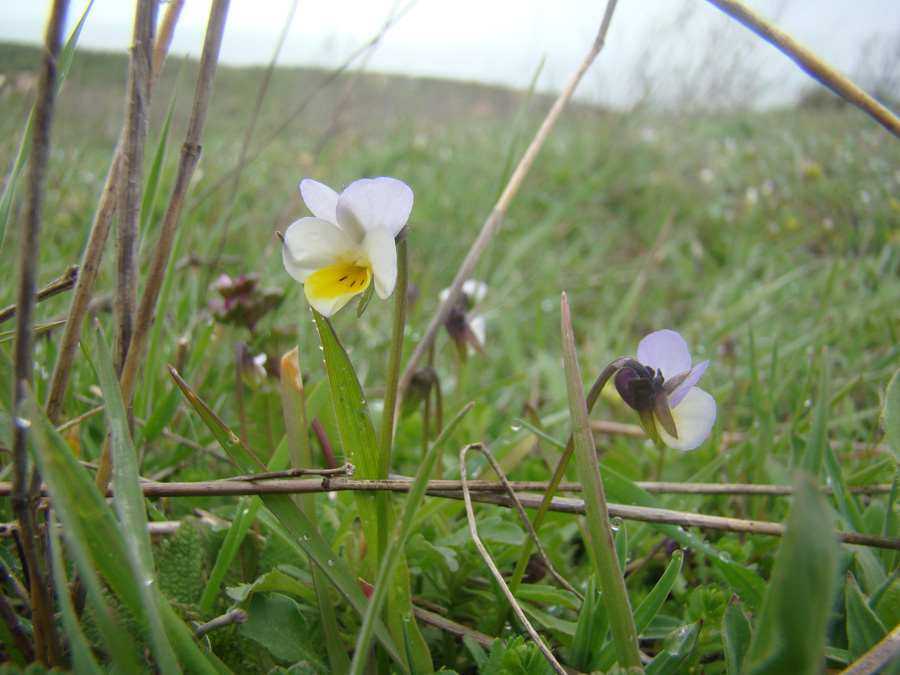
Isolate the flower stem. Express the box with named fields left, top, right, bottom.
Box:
left=560, top=293, right=642, bottom=671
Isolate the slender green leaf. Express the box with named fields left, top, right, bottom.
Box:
left=722, top=596, right=753, bottom=675
left=90, top=323, right=180, bottom=674
left=313, top=311, right=431, bottom=673
left=744, top=474, right=839, bottom=675
left=47, top=512, right=104, bottom=675
left=594, top=550, right=685, bottom=672
left=168, top=366, right=409, bottom=673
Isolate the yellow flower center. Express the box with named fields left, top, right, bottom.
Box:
left=304, top=263, right=371, bottom=302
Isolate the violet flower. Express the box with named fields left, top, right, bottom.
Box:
left=615, top=329, right=716, bottom=450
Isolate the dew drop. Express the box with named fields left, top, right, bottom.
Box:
left=327, top=560, right=335, bottom=568
left=510, top=423, right=522, bottom=432
left=610, top=517, right=623, bottom=532
left=14, top=417, right=31, bottom=429
left=719, top=551, right=732, bottom=562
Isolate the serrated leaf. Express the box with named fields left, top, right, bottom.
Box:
left=744, top=474, right=839, bottom=675
left=722, top=596, right=753, bottom=675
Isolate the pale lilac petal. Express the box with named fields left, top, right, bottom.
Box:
left=281, top=217, right=357, bottom=283
left=462, top=279, right=488, bottom=304
left=657, top=388, right=716, bottom=451
left=668, top=359, right=709, bottom=408
left=469, top=314, right=486, bottom=352
left=362, top=226, right=398, bottom=299
left=299, top=179, right=340, bottom=224
left=336, top=177, right=413, bottom=238
left=637, top=329, right=692, bottom=380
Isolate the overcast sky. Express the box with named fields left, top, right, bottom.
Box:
left=3, top=1, right=900, bottom=108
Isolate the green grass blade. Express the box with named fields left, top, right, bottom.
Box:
left=594, top=549, right=685, bottom=672
left=846, top=574, right=888, bottom=661
left=89, top=323, right=180, bottom=674
left=883, top=367, right=900, bottom=465
left=560, top=293, right=641, bottom=671
left=744, top=474, right=839, bottom=675
left=47, top=513, right=104, bottom=675
left=167, top=365, right=409, bottom=673
left=0, top=1, right=93, bottom=255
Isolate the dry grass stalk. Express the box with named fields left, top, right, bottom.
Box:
left=707, top=0, right=900, bottom=139
left=45, top=0, right=183, bottom=424
left=459, top=444, right=568, bottom=675
left=119, top=0, right=231, bottom=406
left=11, top=0, right=70, bottom=664
left=398, top=0, right=620, bottom=398
left=0, top=264, right=77, bottom=324
left=113, top=0, right=157, bottom=377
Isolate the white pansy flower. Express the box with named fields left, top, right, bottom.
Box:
left=281, top=177, right=413, bottom=316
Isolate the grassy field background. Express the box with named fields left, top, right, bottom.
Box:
left=2, top=35, right=900, bottom=672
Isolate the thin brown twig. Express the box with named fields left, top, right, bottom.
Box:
left=193, top=609, right=248, bottom=638
left=398, top=0, right=619, bottom=399
left=0, top=264, right=78, bottom=325
left=44, top=0, right=182, bottom=424
left=706, top=0, right=900, bottom=139
left=464, top=444, right=583, bottom=601
left=459, top=444, right=568, bottom=675
left=12, top=0, right=70, bottom=664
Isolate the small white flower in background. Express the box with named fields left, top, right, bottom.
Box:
left=440, top=280, right=488, bottom=360
left=281, top=177, right=413, bottom=317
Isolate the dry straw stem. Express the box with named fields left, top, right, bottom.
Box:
left=5, top=476, right=891, bottom=550
left=11, top=0, right=70, bottom=665
left=398, top=0, right=619, bottom=398
left=45, top=0, right=183, bottom=424
left=0, top=264, right=77, bottom=324
left=113, top=0, right=157, bottom=376
left=707, top=0, right=900, bottom=139
left=119, top=0, right=231, bottom=407
left=839, top=620, right=900, bottom=675
left=460, top=444, right=568, bottom=675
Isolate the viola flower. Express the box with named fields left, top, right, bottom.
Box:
left=614, top=329, right=716, bottom=450
left=440, top=280, right=488, bottom=361
left=281, top=177, right=413, bottom=316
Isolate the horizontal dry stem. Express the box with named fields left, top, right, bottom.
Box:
left=3, top=478, right=896, bottom=549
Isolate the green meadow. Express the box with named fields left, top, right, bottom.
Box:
left=1, top=27, right=900, bottom=674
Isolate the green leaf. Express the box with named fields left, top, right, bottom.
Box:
left=846, top=574, right=888, bottom=661
left=744, top=474, right=839, bottom=675
left=722, top=596, right=753, bottom=675
left=91, top=323, right=180, bottom=673
left=884, top=367, right=900, bottom=465
left=312, top=311, right=431, bottom=673
left=644, top=621, right=702, bottom=675
left=227, top=568, right=316, bottom=604
left=569, top=577, right=608, bottom=672
left=238, top=593, right=327, bottom=669
left=168, top=366, right=409, bottom=673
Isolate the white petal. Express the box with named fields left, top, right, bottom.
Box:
left=469, top=314, right=486, bottom=353
left=638, top=329, right=693, bottom=380
left=281, top=217, right=357, bottom=283
left=668, top=359, right=709, bottom=408
left=363, top=226, right=398, bottom=299
left=300, top=179, right=339, bottom=224
left=304, top=286, right=356, bottom=317
left=462, top=279, right=488, bottom=304
left=336, top=177, right=413, bottom=238
left=658, top=388, right=716, bottom=451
